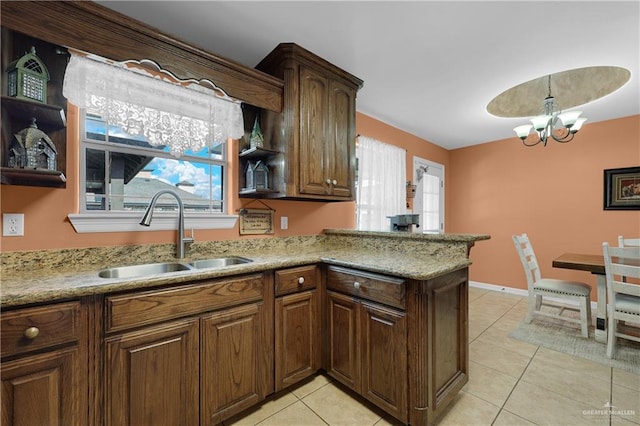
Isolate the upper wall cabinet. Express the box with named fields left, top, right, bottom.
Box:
left=254, top=43, right=363, bottom=201
left=1, top=28, right=68, bottom=188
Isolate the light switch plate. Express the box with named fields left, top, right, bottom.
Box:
left=3, top=213, right=24, bottom=236
left=280, top=216, right=288, bottom=230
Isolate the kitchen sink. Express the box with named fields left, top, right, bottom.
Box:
left=98, top=262, right=193, bottom=279
left=98, top=257, right=253, bottom=278
left=189, top=256, right=253, bottom=269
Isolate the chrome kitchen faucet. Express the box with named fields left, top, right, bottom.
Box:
left=140, top=190, right=194, bottom=258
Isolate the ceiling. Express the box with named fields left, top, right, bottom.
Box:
left=96, top=1, right=640, bottom=150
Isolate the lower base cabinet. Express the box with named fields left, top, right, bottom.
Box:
left=326, top=290, right=408, bottom=423
left=105, top=318, right=200, bottom=426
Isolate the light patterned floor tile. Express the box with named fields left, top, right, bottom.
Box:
left=475, top=325, right=539, bottom=358
left=302, top=382, right=383, bottom=426
left=521, top=352, right=611, bottom=408
left=435, top=391, right=500, bottom=426
left=613, top=367, right=640, bottom=391
left=224, top=391, right=298, bottom=426
left=469, top=339, right=534, bottom=378
left=492, top=409, right=537, bottom=425
left=462, top=361, right=519, bottom=407
left=612, top=383, right=640, bottom=424
left=504, top=380, right=607, bottom=425
left=289, top=374, right=331, bottom=399
left=256, top=401, right=327, bottom=426
left=468, top=286, right=489, bottom=302
left=533, top=346, right=612, bottom=383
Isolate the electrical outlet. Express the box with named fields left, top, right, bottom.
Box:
left=3, top=213, right=25, bottom=237
left=280, top=216, right=288, bottom=230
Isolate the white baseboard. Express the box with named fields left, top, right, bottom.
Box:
left=469, top=280, right=598, bottom=310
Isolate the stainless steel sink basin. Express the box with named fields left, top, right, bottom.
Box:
left=98, top=262, right=193, bottom=279
left=189, top=256, right=253, bottom=269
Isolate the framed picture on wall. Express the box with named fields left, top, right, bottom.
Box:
left=604, top=166, right=640, bottom=210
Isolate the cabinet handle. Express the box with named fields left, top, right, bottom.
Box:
left=24, top=326, right=40, bottom=339
left=298, top=277, right=305, bottom=285
left=353, top=281, right=361, bottom=289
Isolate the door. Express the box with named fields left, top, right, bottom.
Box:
left=413, top=157, right=444, bottom=233
left=360, top=302, right=408, bottom=423
left=325, top=291, right=360, bottom=391
left=275, top=290, right=320, bottom=390
left=104, top=318, right=199, bottom=426
left=1, top=347, right=82, bottom=426
left=201, top=303, right=265, bottom=425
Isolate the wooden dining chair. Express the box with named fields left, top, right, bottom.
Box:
left=512, top=234, right=592, bottom=337
left=602, top=242, right=640, bottom=358
left=618, top=236, right=640, bottom=247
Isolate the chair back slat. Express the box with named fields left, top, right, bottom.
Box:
left=618, top=236, right=640, bottom=247
left=513, top=233, right=542, bottom=290
left=602, top=243, right=640, bottom=299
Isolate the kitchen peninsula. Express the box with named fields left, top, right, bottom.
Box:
left=1, top=230, right=488, bottom=425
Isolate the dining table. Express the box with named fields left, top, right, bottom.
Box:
left=552, top=253, right=608, bottom=343
left=553, top=252, right=640, bottom=343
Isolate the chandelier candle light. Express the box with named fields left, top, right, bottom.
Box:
left=513, top=75, right=587, bottom=147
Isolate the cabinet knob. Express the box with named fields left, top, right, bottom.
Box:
left=353, top=281, right=361, bottom=289
left=24, top=326, right=40, bottom=339
left=332, top=179, right=337, bottom=185
left=326, top=178, right=332, bottom=185
left=298, top=277, right=305, bottom=285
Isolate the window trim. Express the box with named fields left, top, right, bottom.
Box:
left=68, top=212, right=238, bottom=233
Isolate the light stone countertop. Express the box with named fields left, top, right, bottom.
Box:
left=1, top=230, right=489, bottom=308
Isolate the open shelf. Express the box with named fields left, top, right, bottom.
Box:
left=1, top=96, right=66, bottom=129
left=239, top=146, right=280, bottom=160
left=1, top=167, right=67, bottom=188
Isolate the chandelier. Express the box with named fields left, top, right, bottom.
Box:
left=513, top=75, right=587, bottom=147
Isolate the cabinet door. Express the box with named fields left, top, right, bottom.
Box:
left=275, top=290, right=320, bottom=391
left=299, top=65, right=330, bottom=196
left=325, top=291, right=360, bottom=391
left=201, top=303, right=265, bottom=425
left=104, top=318, right=199, bottom=426
left=327, top=78, right=356, bottom=198
left=361, top=302, right=408, bottom=423
left=1, top=346, right=82, bottom=426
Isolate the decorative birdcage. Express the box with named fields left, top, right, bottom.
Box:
left=6, top=46, right=50, bottom=103
left=8, top=118, right=57, bottom=170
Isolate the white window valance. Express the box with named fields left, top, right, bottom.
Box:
left=62, top=53, right=244, bottom=156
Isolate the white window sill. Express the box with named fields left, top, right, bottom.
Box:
left=68, top=212, right=238, bottom=233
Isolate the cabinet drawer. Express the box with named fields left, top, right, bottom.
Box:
left=326, top=266, right=405, bottom=310
left=1, top=301, right=81, bottom=357
left=106, top=273, right=264, bottom=333
left=275, top=265, right=319, bottom=296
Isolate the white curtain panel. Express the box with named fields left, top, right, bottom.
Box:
left=356, top=136, right=406, bottom=231
left=63, top=54, right=244, bottom=156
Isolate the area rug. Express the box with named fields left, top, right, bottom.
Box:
left=508, top=317, right=640, bottom=375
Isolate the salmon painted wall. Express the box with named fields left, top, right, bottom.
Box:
left=448, top=115, right=640, bottom=298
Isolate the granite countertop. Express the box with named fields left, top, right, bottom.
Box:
left=1, top=230, right=489, bottom=308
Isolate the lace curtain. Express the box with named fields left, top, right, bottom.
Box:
left=63, top=53, right=244, bottom=156
left=356, top=136, right=406, bottom=231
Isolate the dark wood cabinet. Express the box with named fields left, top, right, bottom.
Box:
left=325, top=277, right=408, bottom=423
left=255, top=43, right=363, bottom=201
left=201, top=303, right=267, bottom=425
left=102, top=273, right=272, bottom=426
left=274, top=265, right=321, bottom=391
left=1, top=301, right=87, bottom=426
left=104, top=318, right=200, bottom=426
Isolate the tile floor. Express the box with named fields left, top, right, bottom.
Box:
left=225, top=287, right=640, bottom=426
